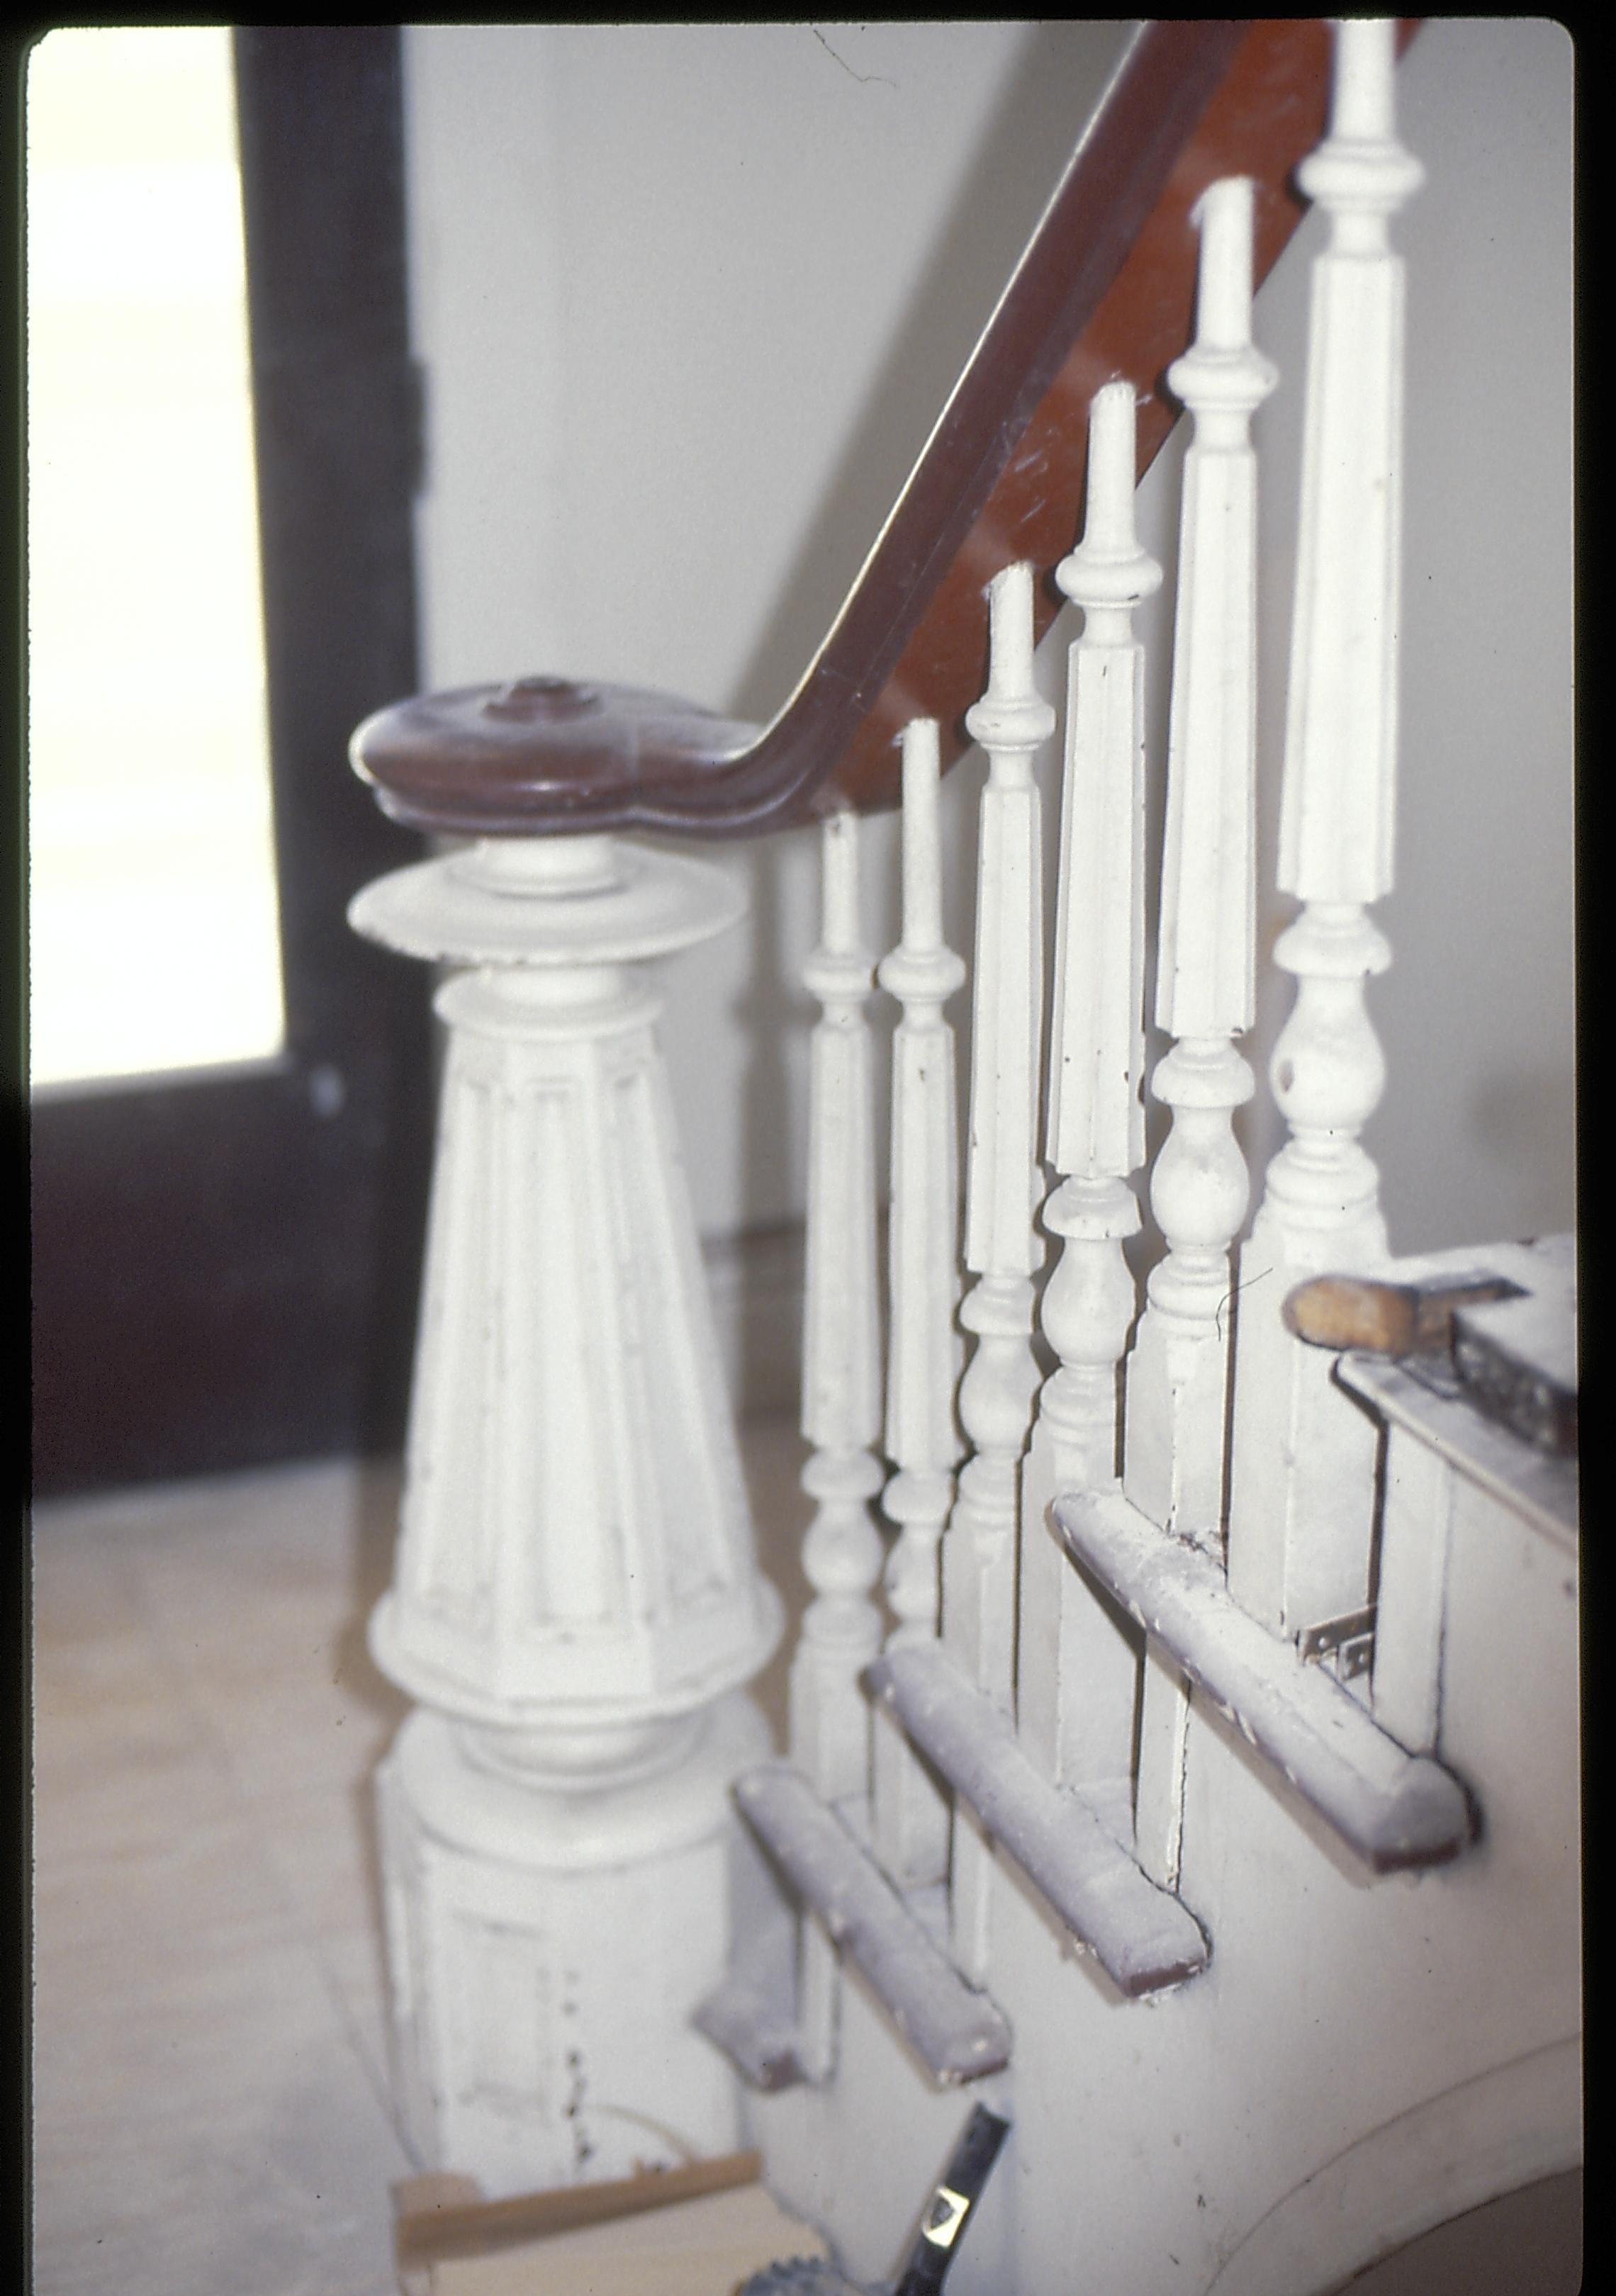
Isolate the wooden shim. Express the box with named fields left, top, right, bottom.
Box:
left=869, top=1643, right=1208, bottom=1998
left=733, top=1764, right=1011, bottom=2085
left=1055, top=1490, right=1476, bottom=1873
left=394, top=2149, right=764, bottom=2275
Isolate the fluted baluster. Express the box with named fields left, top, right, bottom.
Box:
left=946, top=563, right=1053, bottom=1971
left=1228, top=18, right=1425, bottom=1640
left=873, top=719, right=966, bottom=1889
left=791, top=811, right=886, bottom=1806
left=949, top=564, right=1054, bottom=1706
left=1019, top=382, right=1160, bottom=1798
left=1124, top=178, right=1274, bottom=1889
left=1123, top=176, right=1274, bottom=1547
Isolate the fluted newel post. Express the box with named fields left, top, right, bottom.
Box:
left=350, top=833, right=782, bottom=2195
left=946, top=564, right=1053, bottom=1971
left=1228, top=18, right=1424, bottom=1639
left=873, top=719, right=966, bottom=1889
left=792, top=811, right=886, bottom=1806
left=1019, top=382, right=1159, bottom=1796
left=1124, top=178, right=1274, bottom=1886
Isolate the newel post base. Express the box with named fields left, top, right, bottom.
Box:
left=376, top=1696, right=771, bottom=2193
left=349, top=831, right=782, bottom=2196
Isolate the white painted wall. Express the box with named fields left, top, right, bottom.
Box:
left=401, top=19, right=1573, bottom=1261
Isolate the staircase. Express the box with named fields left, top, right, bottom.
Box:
left=344, top=21, right=1578, bottom=2291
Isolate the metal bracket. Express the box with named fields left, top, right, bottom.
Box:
left=1298, top=1604, right=1377, bottom=1682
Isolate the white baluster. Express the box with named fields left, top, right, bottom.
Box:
left=792, top=811, right=886, bottom=1807
left=949, top=564, right=1054, bottom=1707
left=1228, top=17, right=1424, bottom=1639
left=1123, top=176, right=1274, bottom=1548
left=873, top=719, right=966, bottom=1889
left=1019, top=381, right=1160, bottom=1799
left=946, top=563, right=1053, bottom=1972
left=1123, top=178, right=1274, bottom=1889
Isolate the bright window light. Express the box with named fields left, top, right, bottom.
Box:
left=27, top=27, right=285, bottom=1089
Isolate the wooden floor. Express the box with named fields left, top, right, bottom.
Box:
left=28, top=1424, right=811, bottom=2296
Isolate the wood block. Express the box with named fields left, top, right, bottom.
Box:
left=430, top=2181, right=830, bottom=2296
left=392, top=2154, right=830, bottom=2296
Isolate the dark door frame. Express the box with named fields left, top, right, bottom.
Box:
left=29, top=27, right=434, bottom=1497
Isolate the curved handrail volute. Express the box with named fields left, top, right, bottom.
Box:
left=354, top=21, right=1410, bottom=843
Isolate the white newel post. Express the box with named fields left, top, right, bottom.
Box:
left=349, top=832, right=781, bottom=2197
left=872, top=719, right=966, bottom=1889
left=1228, top=17, right=1424, bottom=1639
left=1124, top=178, right=1273, bottom=1886
left=947, top=563, right=1053, bottom=1971
left=1019, top=381, right=1158, bottom=1796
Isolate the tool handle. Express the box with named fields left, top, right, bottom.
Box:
left=892, top=2107, right=1011, bottom=2296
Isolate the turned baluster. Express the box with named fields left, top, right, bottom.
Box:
left=1124, top=176, right=1274, bottom=1886
left=1227, top=17, right=1424, bottom=1641
left=949, top=563, right=1054, bottom=1709
left=1019, top=381, right=1160, bottom=1799
left=946, top=561, right=1053, bottom=1971
left=791, top=810, right=886, bottom=1807
left=783, top=810, right=887, bottom=2076
left=872, top=719, right=966, bottom=1889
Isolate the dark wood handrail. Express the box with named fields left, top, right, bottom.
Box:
left=353, top=21, right=1410, bottom=843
